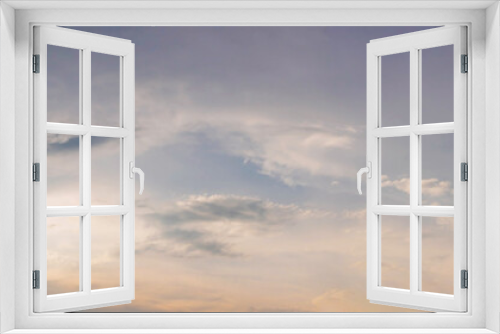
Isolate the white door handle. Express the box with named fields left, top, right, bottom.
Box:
left=357, top=162, right=372, bottom=195
left=129, top=161, right=145, bottom=195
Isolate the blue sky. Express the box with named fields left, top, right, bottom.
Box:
left=45, top=26, right=454, bottom=312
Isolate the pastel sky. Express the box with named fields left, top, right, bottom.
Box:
left=45, top=26, right=455, bottom=312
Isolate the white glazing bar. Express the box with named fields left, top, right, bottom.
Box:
left=413, top=122, right=454, bottom=135
left=371, top=205, right=454, bottom=217
left=82, top=48, right=92, bottom=294
left=373, top=123, right=453, bottom=138
left=78, top=48, right=84, bottom=293
left=412, top=206, right=455, bottom=217
left=91, top=126, right=129, bottom=138
left=417, top=48, right=423, bottom=293
left=372, top=205, right=411, bottom=216
left=119, top=55, right=125, bottom=287
left=372, top=126, right=411, bottom=138
left=46, top=205, right=130, bottom=217
left=46, top=123, right=129, bottom=138
left=47, top=206, right=88, bottom=217
left=47, top=122, right=88, bottom=135
left=409, top=47, right=419, bottom=295
left=375, top=54, right=382, bottom=288
left=91, top=205, right=130, bottom=216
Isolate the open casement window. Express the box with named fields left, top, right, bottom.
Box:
left=363, top=26, right=467, bottom=312
left=33, top=26, right=142, bottom=312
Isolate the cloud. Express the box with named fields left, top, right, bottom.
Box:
left=421, top=178, right=453, bottom=197
left=311, top=288, right=358, bottom=312
left=137, top=194, right=331, bottom=258
left=381, top=175, right=410, bottom=194
left=48, top=26, right=454, bottom=313
left=133, top=79, right=362, bottom=189
left=138, top=227, right=240, bottom=258
left=310, top=287, right=420, bottom=313
left=381, top=175, right=452, bottom=198
left=211, top=123, right=357, bottom=187
left=155, top=194, right=321, bottom=226
left=47, top=133, right=76, bottom=145
left=341, top=208, right=366, bottom=221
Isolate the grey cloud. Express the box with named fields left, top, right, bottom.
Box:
left=154, top=196, right=280, bottom=226
left=137, top=194, right=329, bottom=258
left=57, top=26, right=445, bottom=193
left=47, top=135, right=79, bottom=154
left=50, top=26, right=453, bottom=312
left=137, top=230, right=240, bottom=258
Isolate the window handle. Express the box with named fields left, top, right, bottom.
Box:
left=129, top=161, right=145, bottom=195
left=357, top=162, right=372, bottom=195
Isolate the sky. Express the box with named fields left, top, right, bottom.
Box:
left=45, top=26, right=455, bottom=312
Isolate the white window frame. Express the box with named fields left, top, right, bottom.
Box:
left=1, top=1, right=499, bottom=333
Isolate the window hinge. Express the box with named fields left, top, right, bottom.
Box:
left=461, top=162, right=468, bottom=182
left=33, top=54, right=40, bottom=73
left=461, top=270, right=468, bottom=289
left=33, top=163, right=40, bottom=182
left=461, top=54, right=468, bottom=73
left=33, top=270, right=40, bottom=289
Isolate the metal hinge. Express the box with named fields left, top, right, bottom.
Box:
left=461, top=54, right=468, bottom=73
left=461, top=162, right=468, bottom=181
left=461, top=270, right=468, bottom=289
left=33, top=163, right=40, bottom=182
left=33, top=270, right=40, bottom=289
left=33, top=54, right=40, bottom=73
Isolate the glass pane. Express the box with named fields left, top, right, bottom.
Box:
left=47, top=45, right=80, bottom=124
left=421, top=217, right=454, bottom=294
left=47, top=134, right=80, bottom=206
left=421, top=45, right=454, bottom=124
left=381, top=136, right=410, bottom=205
left=92, top=52, right=120, bottom=127
left=381, top=52, right=410, bottom=127
left=91, top=137, right=121, bottom=205
left=421, top=134, right=454, bottom=206
left=381, top=215, right=410, bottom=290
left=47, top=216, right=80, bottom=295
left=91, top=215, right=121, bottom=290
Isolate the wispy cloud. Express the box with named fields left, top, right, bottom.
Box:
left=137, top=194, right=331, bottom=258
left=46, top=26, right=453, bottom=313
left=133, top=79, right=362, bottom=189
left=382, top=175, right=453, bottom=199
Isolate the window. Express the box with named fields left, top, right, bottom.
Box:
left=363, top=26, right=468, bottom=312
left=33, top=26, right=141, bottom=312
left=4, top=2, right=496, bottom=332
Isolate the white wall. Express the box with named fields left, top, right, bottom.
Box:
left=0, top=2, right=16, bottom=333
left=485, top=2, right=500, bottom=333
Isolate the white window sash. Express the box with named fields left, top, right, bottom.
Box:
left=32, top=25, right=136, bottom=313
left=365, top=26, right=467, bottom=312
